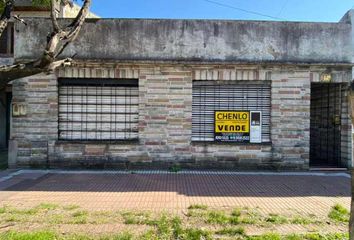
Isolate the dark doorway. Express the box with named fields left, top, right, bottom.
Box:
left=6, top=92, right=12, bottom=148
left=310, top=83, right=342, bottom=167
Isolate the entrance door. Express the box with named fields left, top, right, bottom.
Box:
left=310, top=83, right=342, bottom=167
left=6, top=92, right=11, bottom=148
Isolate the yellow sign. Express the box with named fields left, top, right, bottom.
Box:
left=215, top=111, right=250, bottom=133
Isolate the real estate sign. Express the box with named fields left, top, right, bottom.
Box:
left=214, top=111, right=250, bottom=143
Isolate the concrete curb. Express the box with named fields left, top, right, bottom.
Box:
left=0, top=169, right=350, bottom=183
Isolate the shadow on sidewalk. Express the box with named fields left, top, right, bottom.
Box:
left=2, top=172, right=350, bottom=198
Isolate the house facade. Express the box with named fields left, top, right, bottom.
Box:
left=5, top=11, right=354, bottom=170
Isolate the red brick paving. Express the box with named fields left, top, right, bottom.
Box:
left=0, top=171, right=350, bottom=217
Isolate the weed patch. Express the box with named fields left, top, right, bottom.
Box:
left=231, top=208, right=242, bottom=217
left=247, top=233, right=281, bottom=240
left=265, top=214, right=288, bottom=224
left=188, top=204, right=208, bottom=210
left=0, top=206, right=6, bottom=214
left=328, top=204, right=349, bottom=223
left=63, top=204, right=80, bottom=211
left=290, top=216, right=315, bottom=225
left=0, top=228, right=348, bottom=240
left=0, top=231, right=57, bottom=240
left=186, top=209, right=205, bottom=218
left=216, top=226, right=245, bottom=236
left=70, top=210, right=89, bottom=224
left=0, top=203, right=348, bottom=239
left=246, top=233, right=349, bottom=240
left=240, top=209, right=262, bottom=224
left=121, top=212, right=152, bottom=225
left=36, top=203, right=59, bottom=211
left=182, top=228, right=212, bottom=240
left=72, top=210, right=88, bottom=218
left=206, top=210, right=229, bottom=225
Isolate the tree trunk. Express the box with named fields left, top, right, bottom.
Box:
left=351, top=169, right=354, bottom=239
left=349, top=93, right=354, bottom=240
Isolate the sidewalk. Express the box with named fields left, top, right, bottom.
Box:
left=0, top=170, right=350, bottom=217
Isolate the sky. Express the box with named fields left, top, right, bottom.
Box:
left=89, top=0, right=354, bottom=22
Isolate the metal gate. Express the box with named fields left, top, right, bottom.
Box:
left=310, top=83, right=342, bottom=167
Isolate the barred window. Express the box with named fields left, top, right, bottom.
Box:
left=192, top=81, right=271, bottom=142
left=58, top=78, right=139, bottom=141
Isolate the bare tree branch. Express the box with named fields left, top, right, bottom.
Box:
left=66, top=0, right=91, bottom=39
left=0, top=0, right=13, bottom=37
left=0, top=0, right=92, bottom=86
left=51, top=0, right=61, bottom=32
left=40, top=0, right=91, bottom=67
left=61, top=0, right=74, bottom=7
left=13, top=15, right=27, bottom=25
left=0, top=58, right=73, bottom=89
left=0, top=62, right=42, bottom=88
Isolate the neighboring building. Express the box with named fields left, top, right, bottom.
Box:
left=12, top=0, right=99, bottom=18
left=5, top=11, right=354, bottom=170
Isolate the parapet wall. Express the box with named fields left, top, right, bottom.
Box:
left=15, top=18, right=352, bottom=64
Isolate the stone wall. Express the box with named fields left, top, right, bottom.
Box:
left=340, top=86, right=352, bottom=168
left=15, top=18, right=351, bottom=65
left=270, top=70, right=311, bottom=169
left=10, top=73, right=58, bottom=168
left=9, top=64, right=352, bottom=170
